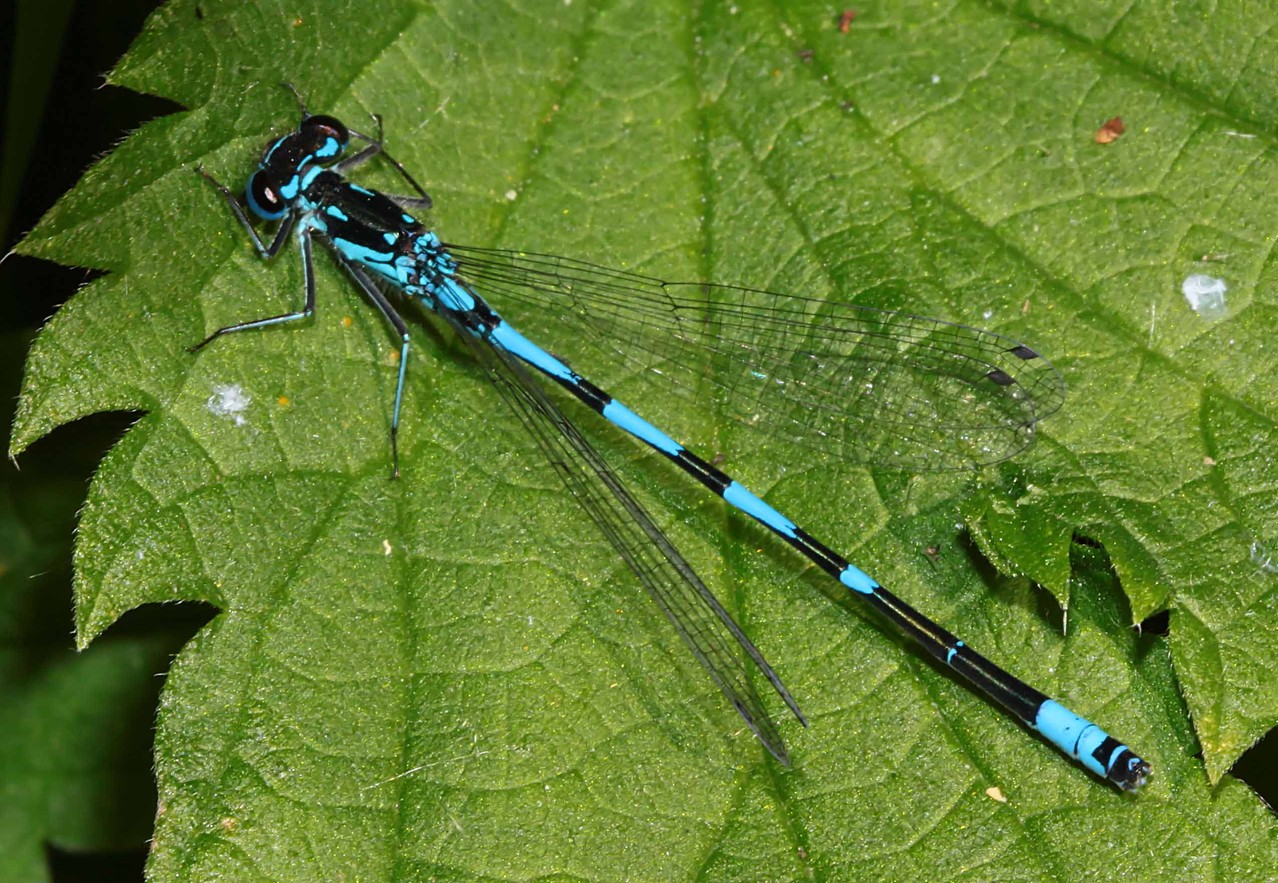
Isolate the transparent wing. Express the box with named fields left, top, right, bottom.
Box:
left=429, top=297, right=805, bottom=764
left=446, top=246, right=1066, bottom=471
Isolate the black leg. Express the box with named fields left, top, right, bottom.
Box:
left=190, top=221, right=314, bottom=353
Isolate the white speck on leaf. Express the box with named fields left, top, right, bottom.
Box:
left=1251, top=540, right=1278, bottom=575
left=207, top=384, right=251, bottom=426
left=1182, top=274, right=1228, bottom=320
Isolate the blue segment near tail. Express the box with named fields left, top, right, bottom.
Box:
left=1034, top=700, right=1143, bottom=784
left=489, top=321, right=576, bottom=383
left=191, top=94, right=1149, bottom=791
left=723, top=482, right=796, bottom=539
left=839, top=564, right=879, bottom=595
left=601, top=400, right=684, bottom=457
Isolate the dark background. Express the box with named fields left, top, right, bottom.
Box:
left=1, top=2, right=1273, bottom=880
left=3, top=2, right=196, bottom=881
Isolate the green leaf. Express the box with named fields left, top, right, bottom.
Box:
left=11, top=0, right=1278, bottom=880
left=0, top=331, right=193, bottom=880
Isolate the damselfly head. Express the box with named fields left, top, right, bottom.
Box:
left=245, top=169, right=287, bottom=221
left=279, top=82, right=349, bottom=153
left=297, top=114, right=350, bottom=160
left=244, top=113, right=353, bottom=221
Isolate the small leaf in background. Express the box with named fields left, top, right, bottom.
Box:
left=0, top=332, right=202, bottom=882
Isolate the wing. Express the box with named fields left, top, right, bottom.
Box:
left=424, top=291, right=805, bottom=764
left=446, top=246, right=1066, bottom=471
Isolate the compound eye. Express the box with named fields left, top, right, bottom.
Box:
left=302, top=114, right=350, bottom=160
left=245, top=170, right=287, bottom=220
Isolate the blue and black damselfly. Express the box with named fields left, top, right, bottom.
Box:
left=192, top=89, right=1150, bottom=790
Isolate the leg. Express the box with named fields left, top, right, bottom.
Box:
left=195, top=166, right=294, bottom=258
left=190, top=223, right=315, bottom=352
left=281, top=83, right=432, bottom=207
left=341, top=263, right=413, bottom=479
left=388, top=193, right=435, bottom=211
left=341, top=114, right=432, bottom=206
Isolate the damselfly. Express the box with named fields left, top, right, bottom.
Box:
left=193, top=88, right=1149, bottom=790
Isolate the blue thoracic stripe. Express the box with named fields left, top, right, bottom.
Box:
left=193, top=100, right=1149, bottom=791
left=333, top=239, right=393, bottom=266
